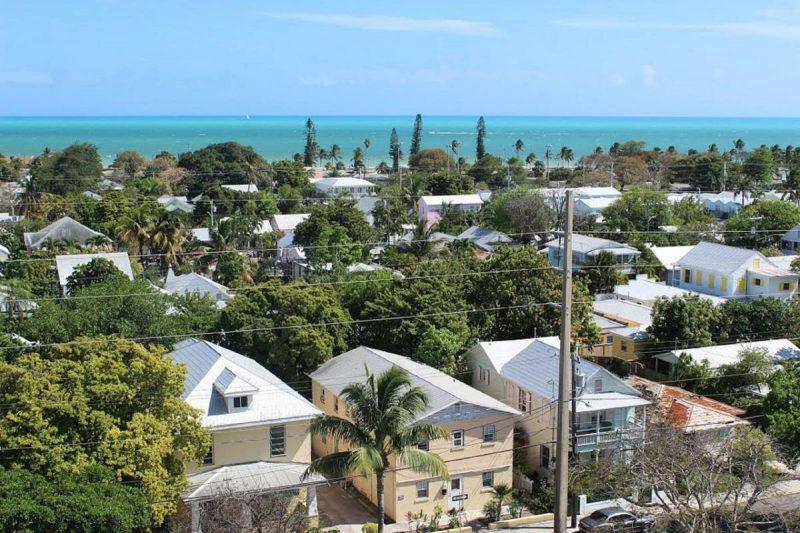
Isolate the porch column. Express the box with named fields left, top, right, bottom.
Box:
left=191, top=501, right=201, bottom=533
left=307, top=485, right=319, bottom=517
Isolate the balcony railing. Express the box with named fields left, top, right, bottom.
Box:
left=572, top=420, right=644, bottom=449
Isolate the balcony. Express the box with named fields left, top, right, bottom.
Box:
left=572, top=420, right=644, bottom=451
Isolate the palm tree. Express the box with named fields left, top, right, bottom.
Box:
left=559, top=146, right=574, bottom=168
left=514, top=139, right=525, bottom=159
left=525, top=152, right=537, bottom=167
left=363, top=138, right=371, bottom=172
left=318, top=148, right=329, bottom=168
left=544, top=145, right=553, bottom=177
left=329, top=144, right=342, bottom=165
left=116, top=206, right=155, bottom=256
left=734, top=139, right=746, bottom=162
left=450, top=140, right=461, bottom=174
left=352, top=147, right=365, bottom=176
left=149, top=212, right=189, bottom=269
left=305, top=367, right=449, bottom=532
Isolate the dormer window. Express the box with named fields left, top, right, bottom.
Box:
left=593, top=379, right=602, bottom=393
left=233, top=395, right=249, bottom=409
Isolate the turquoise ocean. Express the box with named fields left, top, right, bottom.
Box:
left=1, top=116, right=799, bottom=165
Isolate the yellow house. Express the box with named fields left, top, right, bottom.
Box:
left=309, top=346, right=520, bottom=523
left=168, top=339, right=325, bottom=532
left=593, top=299, right=654, bottom=362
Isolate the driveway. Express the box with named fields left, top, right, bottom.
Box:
left=317, top=483, right=378, bottom=532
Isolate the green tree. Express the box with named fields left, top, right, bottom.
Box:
left=65, top=257, right=128, bottom=294
left=0, top=338, right=210, bottom=525
left=112, top=150, right=147, bottom=179
left=739, top=146, right=774, bottom=196
left=485, top=189, right=555, bottom=240
left=220, top=280, right=351, bottom=381
left=293, top=200, right=373, bottom=251
left=718, top=297, right=800, bottom=342
left=415, top=326, right=464, bottom=376
left=514, top=139, right=525, bottom=159
left=34, top=143, right=103, bottom=195
left=389, top=128, right=402, bottom=173
left=468, top=155, right=525, bottom=189
left=308, top=224, right=363, bottom=267
left=304, top=118, right=318, bottom=166
left=271, top=159, right=310, bottom=188
left=476, top=116, right=486, bottom=160
left=178, top=141, right=269, bottom=195
left=724, top=200, right=800, bottom=248
left=214, top=250, right=251, bottom=287
left=410, top=113, right=423, bottom=157
left=408, top=148, right=453, bottom=172
left=648, top=294, right=721, bottom=349
left=602, top=188, right=671, bottom=232
left=580, top=251, right=625, bottom=294
left=0, top=465, right=149, bottom=532
left=306, top=367, right=449, bottom=533
left=764, top=362, right=800, bottom=465
left=671, top=196, right=715, bottom=225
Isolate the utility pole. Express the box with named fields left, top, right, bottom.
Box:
left=570, top=348, right=579, bottom=529
left=210, top=199, right=216, bottom=229
left=722, top=160, right=728, bottom=192
left=554, top=190, right=574, bottom=532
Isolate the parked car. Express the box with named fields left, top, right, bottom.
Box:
left=578, top=506, right=655, bottom=532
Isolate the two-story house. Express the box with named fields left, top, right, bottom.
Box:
left=167, top=339, right=326, bottom=532
left=309, top=346, right=519, bottom=522
left=545, top=234, right=641, bottom=274
left=675, top=241, right=799, bottom=299
left=314, top=177, right=375, bottom=198
left=466, top=337, right=648, bottom=477
left=417, top=194, right=484, bottom=224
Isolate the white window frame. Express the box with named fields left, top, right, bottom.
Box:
left=415, top=480, right=429, bottom=499
left=593, top=379, right=602, bottom=393
left=319, top=388, right=326, bottom=404
left=451, top=429, right=464, bottom=448
left=483, top=424, right=496, bottom=443
left=482, top=471, right=494, bottom=488
left=203, top=443, right=214, bottom=465
left=270, top=425, right=286, bottom=457
left=233, top=395, right=249, bottom=409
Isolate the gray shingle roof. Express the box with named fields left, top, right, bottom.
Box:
left=309, top=346, right=519, bottom=420
left=23, top=216, right=104, bottom=250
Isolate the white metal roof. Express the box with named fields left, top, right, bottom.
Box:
left=309, top=346, right=519, bottom=420
left=55, top=252, right=134, bottom=288
left=168, top=339, right=322, bottom=430
left=546, top=234, right=639, bottom=255
left=222, top=184, right=260, bottom=193
left=593, top=298, right=653, bottom=326
left=575, top=392, right=650, bottom=413
left=270, top=213, right=311, bottom=232
left=677, top=242, right=761, bottom=274
left=23, top=216, right=104, bottom=250
left=419, top=194, right=483, bottom=206
left=575, top=197, right=617, bottom=211
left=184, top=461, right=326, bottom=502
left=782, top=224, right=800, bottom=244
left=614, top=277, right=726, bottom=306
left=646, top=244, right=695, bottom=270
left=315, top=177, right=375, bottom=188
left=164, top=270, right=230, bottom=302
left=191, top=227, right=212, bottom=242
left=655, top=339, right=800, bottom=368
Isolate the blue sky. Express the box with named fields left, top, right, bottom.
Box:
left=2, top=1, right=800, bottom=116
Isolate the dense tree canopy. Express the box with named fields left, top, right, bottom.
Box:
left=293, top=200, right=373, bottom=252
left=408, top=148, right=453, bottom=172
left=724, top=200, right=800, bottom=248
left=648, top=294, right=720, bottom=348
left=178, top=141, right=270, bottom=195
left=30, top=143, right=103, bottom=195
left=65, top=257, right=128, bottom=294
left=0, top=338, right=209, bottom=525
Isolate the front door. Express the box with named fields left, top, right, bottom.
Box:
left=449, top=476, right=464, bottom=511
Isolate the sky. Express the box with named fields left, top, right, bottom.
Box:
left=2, top=1, right=800, bottom=116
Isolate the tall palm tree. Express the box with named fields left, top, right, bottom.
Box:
left=544, top=145, right=553, bottom=177
left=329, top=144, right=342, bottom=165
left=149, top=212, right=189, bottom=269
left=450, top=140, right=461, bottom=174
left=514, top=139, right=525, bottom=159
left=116, top=206, right=154, bottom=256
left=363, top=138, right=371, bottom=172
left=559, top=146, right=574, bottom=168
left=305, top=367, right=449, bottom=532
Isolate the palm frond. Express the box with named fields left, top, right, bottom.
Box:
left=349, top=446, right=385, bottom=476
left=399, top=448, right=450, bottom=480
left=308, top=415, right=371, bottom=447
left=304, top=451, right=357, bottom=480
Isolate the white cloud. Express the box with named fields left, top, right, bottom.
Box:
left=641, top=64, right=657, bottom=88
left=551, top=17, right=800, bottom=41
left=270, top=13, right=497, bottom=36
left=0, top=71, right=52, bottom=84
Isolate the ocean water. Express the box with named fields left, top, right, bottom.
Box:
left=1, top=116, right=799, bottom=165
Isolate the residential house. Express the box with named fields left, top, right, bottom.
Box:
left=540, top=187, right=622, bottom=221
left=314, top=177, right=375, bottom=198
left=456, top=226, right=514, bottom=253
left=587, top=313, right=628, bottom=358
left=592, top=297, right=654, bottom=363
left=309, top=346, right=519, bottom=522
left=418, top=194, right=483, bottom=224
left=643, top=338, right=800, bottom=380
left=164, top=269, right=231, bottom=309
left=190, top=227, right=212, bottom=243
left=0, top=244, right=8, bottom=262
left=625, top=376, right=748, bottom=436
left=221, top=183, right=259, bottom=194
left=0, top=212, right=25, bottom=223
left=675, top=242, right=799, bottom=299
left=614, top=275, right=727, bottom=307
left=55, top=252, right=134, bottom=294
left=545, top=234, right=641, bottom=274
left=168, top=339, right=325, bottom=532
left=158, top=195, right=194, bottom=214
left=466, top=337, right=648, bottom=476
left=23, top=216, right=105, bottom=250
left=644, top=244, right=695, bottom=285
left=697, top=192, right=752, bottom=219
left=781, top=223, right=800, bottom=253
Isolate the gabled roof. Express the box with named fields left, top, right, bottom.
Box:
left=270, top=213, right=311, bottom=232
left=676, top=242, right=761, bottom=274
left=419, top=194, right=483, bottom=206
left=222, top=183, right=259, bottom=193
left=457, top=226, right=513, bottom=252
left=54, top=252, right=134, bottom=289
left=474, top=336, right=644, bottom=406
left=546, top=234, right=639, bottom=255
left=168, top=339, right=321, bottom=429
left=309, top=346, right=519, bottom=421
left=23, top=216, right=104, bottom=250
left=654, top=338, right=800, bottom=368
left=164, top=269, right=230, bottom=301
left=645, top=244, right=695, bottom=270
left=214, top=367, right=258, bottom=395
left=184, top=461, right=326, bottom=502
left=614, top=277, right=727, bottom=306
left=315, top=177, right=374, bottom=188
left=782, top=223, right=800, bottom=243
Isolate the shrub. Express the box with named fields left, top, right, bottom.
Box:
left=361, top=523, right=378, bottom=533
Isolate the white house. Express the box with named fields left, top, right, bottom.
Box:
left=55, top=252, right=134, bottom=293
left=781, top=223, right=800, bottom=253
left=418, top=194, right=483, bottom=223
left=648, top=339, right=800, bottom=378
left=221, top=183, right=259, bottom=194
left=168, top=339, right=325, bottom=532
left=614, top=275, right=727, bottom=306
left=457, top=226, right=514, bottom=252
left=539, top=187, right=622, bottom=220
left=164, top=269, right=231, bottom=308
left=270, top=213, right=311, bottom=235
left=645, top=244, right=695, bottom=285
left=314, top=177, right=375, bottom=198
left=545, top=234, right=641, bottom=274
left=23, top=216, right=105, bottom=250
left=467, top=337, right=648, bottom=475
left=675, top=241, right=799, bottom=299
left=158, top=195, right=194, bottom=214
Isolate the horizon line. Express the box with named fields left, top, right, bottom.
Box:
left=2, top=114, right=800, bottom=120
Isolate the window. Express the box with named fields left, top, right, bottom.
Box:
left=482, top=471, right=494, bottom=488
left=737, top=277, right=746, bottom=293
left=593, top=379, right=602, bottom=393
left=606, top=335, right=613, bottom=345
left=541, top=445, right=550, bottom=469
left=483, top=424, right=496, bottom=443
left=620, top=340, right=628, bottom=352
left=415, top=481, right=429, bottom=499
left=203, top=444, right=214, bottom=465
left=319, top=388, right=326, bottom=404
left=708, top=273, right=715, bottom=289
left=270, top=425, right=286, bottom=457
left=518, top=388, right=527, bottom=412
left=417, top=439, right=429, bottom=451
left=695, top=271, right=703, bottom=285
left=721, top=277, right=728, bottom=292
left=753, top=258, right=761, bottom=270
left=783, top=282, right=792, bottom=291
left=454, top=403, right=462, bottom=415
left=683, top=269, right=691, bottom=283
left=334, top=398, right=339, bottom=413
left=233, top=395, right=248, bottom=409
left=753, top=277, right=762, bottom=287
left=479, top=367, right=490, bottom=384
left=452, top=430, right=464, bottom=448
